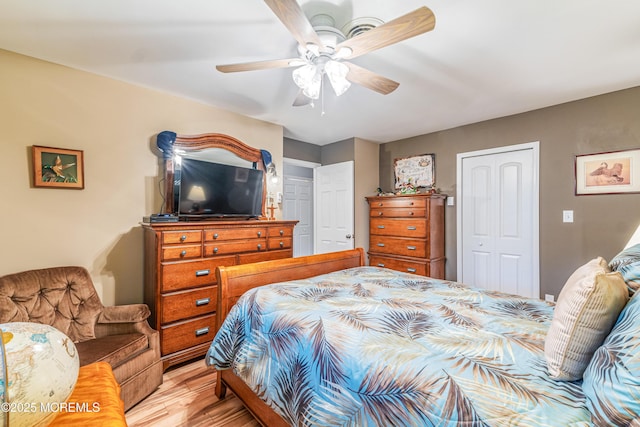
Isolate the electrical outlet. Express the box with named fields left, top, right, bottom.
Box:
left=545, top=294, right=555, bottom=303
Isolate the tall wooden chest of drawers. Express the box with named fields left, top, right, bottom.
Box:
left=143, top=220, right=297, bottom=370
left=366, top=194, right=446, bottom=279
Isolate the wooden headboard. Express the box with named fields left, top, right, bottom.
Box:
left=215, top=248, right=365, bottom=331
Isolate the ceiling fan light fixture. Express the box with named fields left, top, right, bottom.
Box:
left=305, top=43, right=320, bottom=56
left=293, top=64, right=322, bottom=99
left=325, top=60, right=351, bottom=96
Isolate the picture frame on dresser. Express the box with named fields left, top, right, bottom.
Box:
left=394, top=153, right=435, bottom=190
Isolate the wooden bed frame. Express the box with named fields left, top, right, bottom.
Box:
left=213, top=248, right=366, bottom=426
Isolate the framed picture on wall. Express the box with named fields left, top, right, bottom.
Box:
left=575, top=148, right=640, bottom=195
left=394, top=153, right=435, bottom=190
left=32, top=145, right=85, bottom=189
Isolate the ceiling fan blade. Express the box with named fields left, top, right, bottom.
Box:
left=345, top=62, right=399, bottom=95
left=336, top=6, right=435, bottom=60
left=292, top=89, right=312, bottom=107
left=264, top=0, right=324, bottom=50
left=216, top=58, right=303, bottom=73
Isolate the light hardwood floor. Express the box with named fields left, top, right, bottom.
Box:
left=125, top=358, right=260, bottom=427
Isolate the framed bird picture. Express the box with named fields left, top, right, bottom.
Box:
left=575, top=148, right=640, bottom=195
left=32, top=145, right=84, bottom=189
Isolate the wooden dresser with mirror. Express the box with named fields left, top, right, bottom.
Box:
left=143, top=133, right=297, bottom=371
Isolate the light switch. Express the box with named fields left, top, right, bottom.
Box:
left=563, top=210, right=574, bottom=223
left=447, top=196, right=455, bottom=206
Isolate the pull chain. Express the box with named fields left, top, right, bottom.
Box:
left=321, top=73, right=326, bottom=116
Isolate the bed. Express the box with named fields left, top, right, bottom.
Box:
left=206, top=247, right=640, bottom=426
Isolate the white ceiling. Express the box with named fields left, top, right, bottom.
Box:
left=1, top=0, right=639, bottom=145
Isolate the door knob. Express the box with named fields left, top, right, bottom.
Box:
left=346, top=234, right=352, bottom=239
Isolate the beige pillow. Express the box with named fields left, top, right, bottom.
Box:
left=544, top=257, right=629, bottom=381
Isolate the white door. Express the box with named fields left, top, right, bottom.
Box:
left=283, top=175, right=313, bottom=257
left=314, top=161, right=355, bottom=254
left=457, top=142, right=539, bottom=298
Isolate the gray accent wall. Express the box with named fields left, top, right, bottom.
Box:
left=284, top=137, right=321, bottom=163
left=380, top=86, right=640, bottom=299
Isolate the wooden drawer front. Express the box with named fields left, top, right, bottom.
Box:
left=370, top=219, right=427, bottom=238
left=370, top=207, right=427, bottom=218
left=370, top=236, right=427, bottom=258
left=162, top=244, right=202, bottom=261
left=161, top=257, right=235, bottom=292
left=162, top=230, right=202, bottom=245
left=238, top=249, right=292, bottom=264
left=268, top=226, right=293, bottom=238
left=204, top=240, right=267, bottom=256
left=204, top=227, right=267, bottom=241
left=369, top=197, right=427, bottom=209
left=369, top=255, right=427, bottom=276
left=161, top=286, right=217, bottom=324
left=268, top=237, right=292, bottom=250
left=161, top=314, right=216, bottom=355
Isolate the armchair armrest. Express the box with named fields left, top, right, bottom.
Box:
left=95, top=304, right=158, bottom=341
left=98, top=304, right=150, bottom=324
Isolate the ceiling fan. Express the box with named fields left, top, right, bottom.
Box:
left=216, top=0, right=435, bottom=104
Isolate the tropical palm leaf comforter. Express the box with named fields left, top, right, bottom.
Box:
left=207, top=266, right=593, bottom=426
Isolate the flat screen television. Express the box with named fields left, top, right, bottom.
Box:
left=174, top=158, right=264, bottom=219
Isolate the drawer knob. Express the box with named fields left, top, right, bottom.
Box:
left=279, top=229, right=284, bottom=236
left=257, top=243, right=262, bottom=250
left=195, top=298, right=210, bottom=306
left=377, top=263, right=385, bottom=267
left=377, top=225, right=385, bottom=229
left=180, top=235, right=187, bottom=241
left=378, top=202, right=383, bottom=206
left=377, top=243, right=385, bottom=247
left=407, top=226, right=417, bottom=230
left=213, top=247, right=219, bottom=254
left=195, top=269, right=210, bottom=277
left=378, top=212, right=383, bottom=216
left=180, top=250, right=187, bottom=257
left=407, top=246, right=417, bottom=251
left=279, top=241, right=284, bottom=248
left=409, top=202, right=414, bottom=206
left=257, top=231, right=262, bottom=237
left=407, top=268, right=417, bottom=273
left=410, top=212, right=414, bottom=216
left=195, top=327, right=209, bottom=337
left=213, top=233, right=219, bottom=239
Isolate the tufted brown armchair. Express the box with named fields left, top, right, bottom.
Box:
left=0, top=266, right=163, bottom=411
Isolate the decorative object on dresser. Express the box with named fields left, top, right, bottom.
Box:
left=366, top=193, right=445, bottom=279
left=146, top=131, right=296, bottom=370
left=393, top=153, right=435, bottom=192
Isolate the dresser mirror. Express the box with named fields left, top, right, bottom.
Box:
left=159, top=133, right=267, bottom=217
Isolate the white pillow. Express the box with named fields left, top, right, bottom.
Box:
left=544, top=257, right=629, bottom=381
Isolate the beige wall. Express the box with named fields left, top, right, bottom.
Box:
left=380, top=86, right=640, bottom=299
left=0, top=49, right=283, bottom=306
